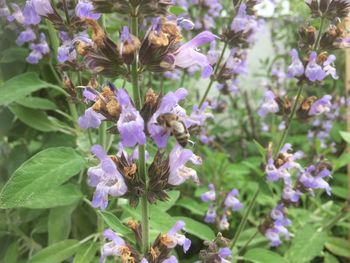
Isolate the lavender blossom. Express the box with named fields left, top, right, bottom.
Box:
left=224, top=189, right=243, bottom=211
left=172, top=31, right=217, bottom=78
left=23, top=0, right=40, bottom=25
left=88, top=145, right=127, bottom=209
left=305, top=52, right=326, bottom=82
left=102, top=229, right=130, bottom=260
left=219, top=214, right=229, bottom=230
left=116, top=89, right=146, bottom=147
left=16, top=28, right=36, bottom=46
left=26, top=33, right=49, bottom=64
left=78, top=108, right=106, bottom=129
left=287, top=49, right=304, bottom=78
left=162, top=256, right=179, bottom=263
left=32, top=0, right=54, bottom=16
left=8, top=3, right=24, bottom=23
left=265, top=204, right=291, bottom=247
left=201, top=183, right=216, bottom=202
left=168, top=144, right=202, bottom=185
left=204, top=204, right=217, bottom=223
left=323, top=54, right=338, bottom=79
left=75, top=0, right=101, bottom=20
left=148, top=88, right=188, bottom=148
left=218, top=247, right=232, bottom=263
left=298, top=165, right=332, bottom=195
left=258, top=90, right=279, bottom=117
left=309, top=95, right=332, bottom=116
left=166, top=221, right=191, bottom=253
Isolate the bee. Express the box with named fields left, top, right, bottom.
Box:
left=156, top=113, right=190, bottom=147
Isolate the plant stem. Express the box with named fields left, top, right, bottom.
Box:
left=230, top=188, right=260, bottom=249
left=273, top=84, right=303, bottom=158
left=238, top=229, right=259, bottom=254
left=315, top=16, right=326, bottom=51
left=131, top=14, right=149, bottom=254
left=99, top=122, right=107, bottom=149
left=199, top=42, right=228, bottom=108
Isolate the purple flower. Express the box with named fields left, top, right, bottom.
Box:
left=305, top=52, right=326, bottom=82
left=102, top=229, right=129, bottom=259
left=26, top=33, right=50, bottom=64
left=16, top=28, right=36, bottom=46
left=168, top=144, right=202, bottom=185
left=219, top=214, right=229, bottom=230
left=78, top=107, right=106, bottom=129
left=298, top=165, right=332, bottom=195
left=323, top=54, right=338, bottom=79
left=173, top=31, right=217, bottom=78
left=9, top=3, right=24, bottom=23
left=258, top=90, right=279, bottom=117
left=282, top=186, right=301, bottom=203
left=177, top=17, right=194, bottom=31
left=32, top=0, right=54, bottom=16
left=207, top=41, right=219, bottom=65
left=75, top=0, right=101, bottom=20
left=204, top=204, right=217, bottom=223
left=116, top=89, right=146, bottom=147
left=224, top=189, right=243, bottom=211
left=148, top=88, right=188, bottom=148
left=58, top=32, right=93, bottom=63
left=166, top=220, right=191, bottom=253
left=287, top=49, right=304, bottom=78
left=88, top=145, right=127, bottom=209
left=0, top=0, right=10, bottom=18
left=265, top=144, right=303, bottom=184
left=265, top=204, right=291, bottom=247
left=309, top=95, right=332, bottom=116
left=23, top=0, right=40, bottom=25
left=201, top=183, right=216, bottom=202
left=219, top=247, right=232, bottom=263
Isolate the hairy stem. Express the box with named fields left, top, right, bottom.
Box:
left=131, top=14, right=149, bottom=254
left=230, top=188, right=260, bottom=249
left=273, top=84, right=304, bottom=158
left=199, top=42, right=228, bottom=107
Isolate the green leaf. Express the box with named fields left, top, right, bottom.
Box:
left=0, top=72, right=58, bottom=106
left=48, top=203, right=78, bottom=245
left=244, top=248, right=288, bottom=263
left=99, top=211, right=133, bottom=238
left=2, top=241, right=19, bottom=263
left=73, top=241, right=98, bottom=263
left=9, top=104, right=58, bottom=132
left=176, top=198, right=207, bottom=216
left=286, top=224, right=327, bottom=263
left=27, top=240, right=80, bottom=263
left=325, top=238, right=350, bottom=258
left=324, top=252, right=340, bottom=263
left=152, top=190, right=180, bottom=211
left=173, top=216, right=215, bottom=241
left=16, top=97, right=57, bottom=110
left=332, top=153, right=350, bottom=171
left=0, top=47, right=29, bottom=63
left=169, top=6, right=186, bottom=15
left=339, top=131, right=350, bottom=144
left=253, top=139, right=267, bottom=160
left=20, top=184, right=82, bottom=209
left=0, top=147, right=85, bottom=209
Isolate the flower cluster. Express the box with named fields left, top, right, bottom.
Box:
left=201, top=184, right=243, bottom=230
left=261, top=143, right=332, bottom=246
left=1, top=0, right=50, bottom=64
left=101, top=221, right=191, bottom=263
left=199, top=233, right=233, bottom=262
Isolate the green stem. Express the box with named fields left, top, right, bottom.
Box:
left=198, top=42, right=228, bottom=107
left=230, top=188, right=260, bottom=249
left=99, top=122, right=107, bottom=149
left=131, top=14, right=149, bottom=254
left=238, top=229, right=259, bottom=254
left=315, top=16, right=326, bottom=51
left=273, top=84, right=303, bottom=158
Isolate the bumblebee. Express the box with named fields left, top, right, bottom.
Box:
left=156, top=113, right=190, bottom=147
